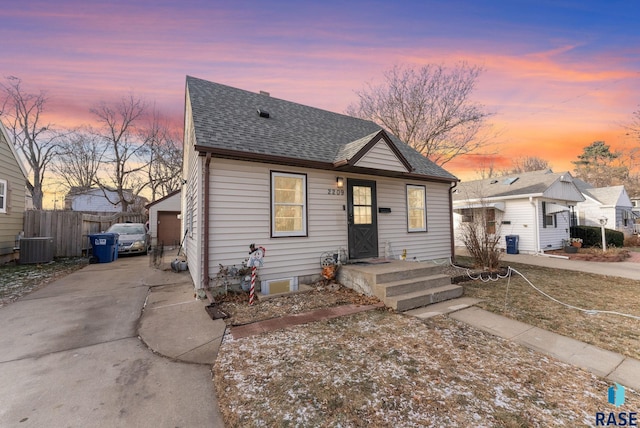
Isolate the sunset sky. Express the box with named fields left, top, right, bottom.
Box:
left=2, top=0, right=639, bottom=199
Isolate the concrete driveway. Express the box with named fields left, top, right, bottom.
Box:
left=0, top=255, right=223, bottom=427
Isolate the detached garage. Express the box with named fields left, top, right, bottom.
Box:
left=146, top=190, right=182, bottom=248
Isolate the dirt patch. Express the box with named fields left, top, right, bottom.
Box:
left=213, top=280, right=382, bottom=326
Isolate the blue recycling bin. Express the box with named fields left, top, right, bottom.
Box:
left=89, top=233, right=119, bottom=263
left=505, top=235, right=519, bottom=255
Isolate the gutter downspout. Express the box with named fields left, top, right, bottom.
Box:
left=203, top=153, right=213, bottom=301
left=530, top=196, right=541, bottom=255
left=450, top=181, right=458, bottom=263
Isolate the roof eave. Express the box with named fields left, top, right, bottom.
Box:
left=194, top=145, right=456, bottom=183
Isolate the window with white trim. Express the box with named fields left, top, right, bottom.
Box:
left=407, top=184, right=427, bottom=232
left=271, top=171, right=307, bottom=237
left=0, top=179, right=6, bottom=213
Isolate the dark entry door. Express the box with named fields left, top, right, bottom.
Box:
left=347, top=179, right=378, bottom=259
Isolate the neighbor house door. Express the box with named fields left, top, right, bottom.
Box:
left=347, top=179, right=378, bottom=259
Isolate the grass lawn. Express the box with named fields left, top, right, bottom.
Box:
left=0, top=258, right=87, bottom=307
left=459, top=258, right=640, bottom=360
left=214, top=262, right=640, bottom=427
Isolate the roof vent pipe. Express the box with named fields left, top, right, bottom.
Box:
left=259, top=91, right=270, bottom=96
left=257, top=108, right=270, bottom=118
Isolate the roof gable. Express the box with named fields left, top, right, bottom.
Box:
left=581, top=185, right=632, bottom=207
left=185, top=76, right=456, bottom=182
left=334, top=130, right=412, bottom=173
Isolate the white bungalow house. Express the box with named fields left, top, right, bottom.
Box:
left=181, top=76, right=459, bottom=295
left=65, top=187, right=148, bottom=213
left=572, top=179, right=636, bottom=237
left=452, top=170, right=585, bottom=254
left=0, top=121, right=28, bottom=263
left=145, top=189, right=182, bottom=248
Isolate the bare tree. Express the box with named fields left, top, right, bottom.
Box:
left=144, top=109, right=183, bottom=200
left=0, top=76, right=59, bottom=209
left=52, top=127, right=106, bottom=191
left=347, top=63, right=494, bottom=166
left=502, top=156, right=551, bottom=175
left=91, top=95, right=151, bottom=212
left=457, top=196, right=502, bottom=270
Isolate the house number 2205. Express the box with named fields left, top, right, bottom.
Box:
left=327, top=189, right=345, bottom=195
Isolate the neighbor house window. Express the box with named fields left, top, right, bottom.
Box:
left=542, top=201, right=555, bottom=228
left=271, top=171, right=307, bottom=237
left=461, top=209, right=474, bottom=223
left=407, top=185, right=427, bottom=232
left=0, top=179, right=6, bottom=213
left=486, top=208, right=496, bottom=234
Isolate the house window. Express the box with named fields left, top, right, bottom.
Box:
left=0, top=179, right=6, bottom=213
left=486, top=208, right=496, bottom=234
left=542, top=202, right=555, bottom=228
left=407, top=185, right=427, bottom=232
left=186, top=188, right=194, bottom=238
left=461, top=209, right=474, bottom=223
left=271, top=171, right=307, bottom=237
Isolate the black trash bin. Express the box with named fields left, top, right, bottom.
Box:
left=505, top=235, right=519, bottom=255
left=88, top=233, right=119, bottom=263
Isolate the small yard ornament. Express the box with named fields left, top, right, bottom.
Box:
left=248, top=244, right=266, bottom=305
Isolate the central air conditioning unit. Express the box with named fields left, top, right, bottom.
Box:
left=19, top=237, right=55, bottom=264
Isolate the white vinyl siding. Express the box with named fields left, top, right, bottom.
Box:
left=354, top=141, right=408, bottom=172
left=206, top=159, right=453, bottom=284
left=538, top=200, right=571, bottom=250
left=407, top=185, right=427, bottom=232
left=377, top=180, right=451, bottom=261
left=182, top=95, right=204, bottom=289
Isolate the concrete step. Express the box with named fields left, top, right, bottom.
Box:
left=385, top=284, right=464, bottom=312
left=374, top=274, right=453, bottom=298
left=373, top=263, right=447, bottom=284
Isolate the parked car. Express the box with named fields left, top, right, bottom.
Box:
left=106, top=223, right=150, bottom=255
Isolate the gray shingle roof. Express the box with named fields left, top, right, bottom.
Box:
left=453, top=169, right=576, bottom=200
left=186, top=76, right=457, bottom=181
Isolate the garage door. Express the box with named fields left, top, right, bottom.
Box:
left=157, top=211, right=181, bottom=246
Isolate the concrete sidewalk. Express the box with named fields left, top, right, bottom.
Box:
left=407, top=297, right=640, bottom=392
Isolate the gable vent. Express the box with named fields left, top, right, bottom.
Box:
left=257, top=108, right=270, bottom=118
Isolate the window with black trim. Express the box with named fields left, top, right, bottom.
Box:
left=271, top=171, right=307, bottom=237
left=0, top=179, right=6, bottom=213
left=407, top=184, right=427, bottom=232
left=542, top=201, right=555, bottom=228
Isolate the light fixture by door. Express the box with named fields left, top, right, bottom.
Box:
left=336, top=177, right=345, bottom=188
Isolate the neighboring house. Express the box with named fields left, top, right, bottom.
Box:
left=0, top=121, right=27, bottom=263
left=145, top=189, right=182, bottom=247
left=452, top=170, right=585, bottom=254
left=64, top=187, right=148, bottom=213
left=572, top=179, right=636, bottom=237
left=182, top=76, right=458, bottom=292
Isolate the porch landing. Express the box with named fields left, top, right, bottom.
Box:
left=337, top=259, right=463, bottom=312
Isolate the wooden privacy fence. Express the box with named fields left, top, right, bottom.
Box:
left=23, top=211, right=144, bottom=258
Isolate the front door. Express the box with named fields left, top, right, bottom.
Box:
left=347, top=179, right=378, bottom=259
